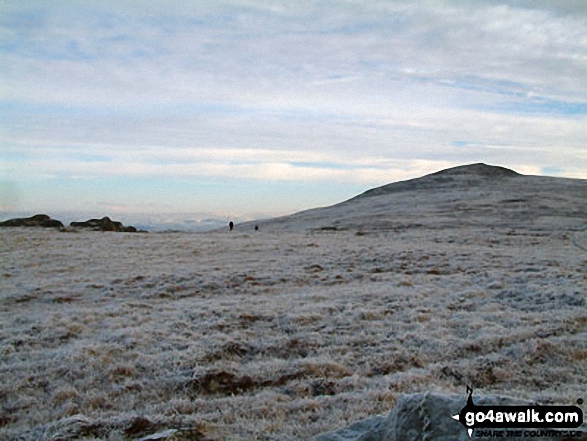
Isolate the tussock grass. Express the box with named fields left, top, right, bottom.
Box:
left=1, top=227, right=585, bottom=439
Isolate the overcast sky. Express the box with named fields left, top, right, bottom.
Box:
left=1, top=0, right=586, bottom=220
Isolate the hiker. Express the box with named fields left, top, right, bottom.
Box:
left=229, top=221, right=234, bottom=231
left=255, top=224, right=259, bottom=232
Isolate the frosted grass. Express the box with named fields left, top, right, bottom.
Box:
left=1, top=225, right=585, bottom=439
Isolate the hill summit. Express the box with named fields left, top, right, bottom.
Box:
left=236, top=163, right=586, bottom=233
left=354, top=163, right=520, bottom=199
left=429, top=162, right=520, bottom=177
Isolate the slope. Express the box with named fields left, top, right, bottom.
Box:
left=237, top=163, right=587, bottom=233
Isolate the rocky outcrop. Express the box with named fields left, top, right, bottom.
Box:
left=0, top=214, right=140, bottom=232
left=0, top=214, right=64, bottom=229
left=70, top=217, right=137, bottom=232
left=314, top=393, right=586, bottom=441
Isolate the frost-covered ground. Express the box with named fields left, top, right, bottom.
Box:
left=1, top=223, right=585, bottom=440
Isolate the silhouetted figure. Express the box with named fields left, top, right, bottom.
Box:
left=254, top=224, right=259, bottom=232
left=229, top=221, right=234, bottom=231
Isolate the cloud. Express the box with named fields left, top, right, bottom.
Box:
left=1, top=0, right=586, bottom=214
left=3, top=1, right=586, bottom=110
left=0, top=145, right=423, bottom=185
left=2, top=101, right=587, bottom=185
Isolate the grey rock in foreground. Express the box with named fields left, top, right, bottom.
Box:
left=314, top=393, right=586, bottom=441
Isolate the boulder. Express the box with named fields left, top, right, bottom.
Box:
left=314, top=393, right=586, bottom=441
left=70, top=216, right=137, bottom=232
left=0, top=214, right=64, bottom=229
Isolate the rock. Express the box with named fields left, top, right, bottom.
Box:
left=43, top=219, right=66, bottom=228
left=0, top=214, right=64, bottom=229
left=137, top=429, right=179, bottom=440
left=0, top=214, right=138, bottom=232
left=314, top=393, right=587, bottom=441
left=70, top=216, right=137, bottom=232
left=137, top=427, right=211, bottom=440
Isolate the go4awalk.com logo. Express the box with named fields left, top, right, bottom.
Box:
left=452, top=386, right=584, bottom=438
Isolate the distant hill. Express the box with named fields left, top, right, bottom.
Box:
left=235, top=163, right=587, bottom=233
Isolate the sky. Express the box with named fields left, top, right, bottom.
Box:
left=1, top=0, right=586, bottom=224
